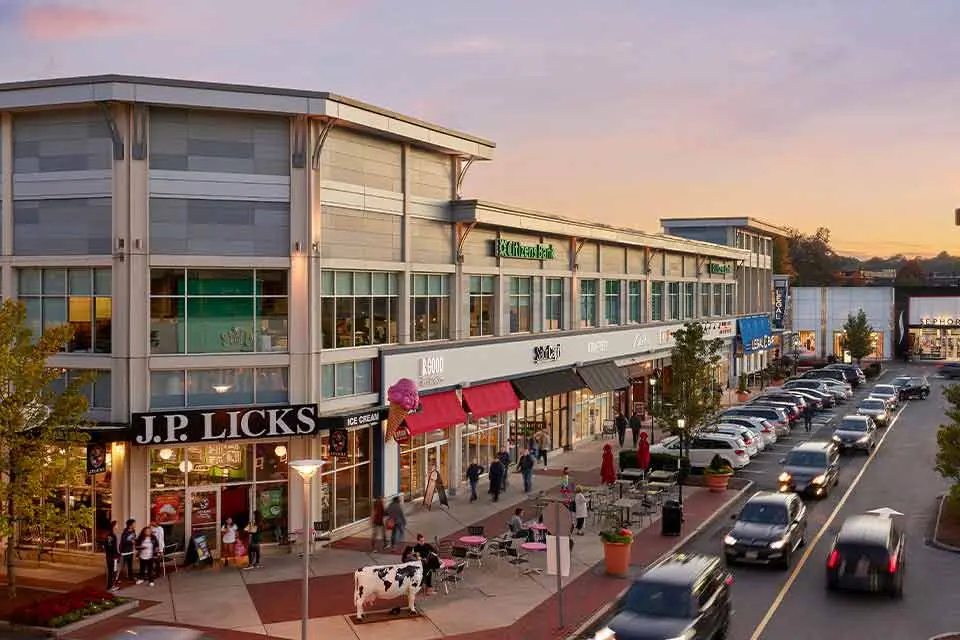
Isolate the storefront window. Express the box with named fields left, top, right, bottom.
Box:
left=833, top=331, right=884, bottom=360
left=712, top=284, right=723, bottom=318
left=320, top=360, right=374, bottom=399
left=572, top=389, right=611, bottom=443
left=683, top=283, right=695, bottom=319
left=461, top=419, right=502, bottom=479
left=651, top=282, right=664, bottom=321
left=18, top=267, right=112, bottom=353
left=49, top=369, right=112, bottom=410
left=509, top=277, right=532, bottom=333
left=580, top=279, right=597, bottom=328
left=149, top=367, right=288, bottom=409
left=667, top=282, right=680, bottom=320
left=604, top=280, right=621, bottom=325
left=700, top=283, right=711, bottom=317
left=150, top=269, right=288, bottom=354
left=469, top=275, right=496, bottom=337
left=320, top=270, right=399, bottom=348
left=628, top=281, right=643, bottom=323
left=399, top=431, right=450, bottom=500
left=318, top=427, right=374, bottom=528
left=410, top=273, right=450, bottom=342
left=797, top=331, right=817, bottom=356
left=544, top=278, right=564, bottom=330
left=724, top=284, right=735, bottom=316
left=510, top=394, right=566, bottom=454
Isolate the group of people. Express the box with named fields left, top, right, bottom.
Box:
left=370, top=496, right=408, bottom=550
left=614, top=410, right=646, bottom=448
left=219, top=513, right=265, bottom=570
left=104, top=517, right=166, bottom=591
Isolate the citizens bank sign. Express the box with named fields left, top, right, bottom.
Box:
left=132, top=404, right=319, bottom=445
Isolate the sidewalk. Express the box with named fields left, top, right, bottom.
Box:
left=11, top=438, right=742, bottom=640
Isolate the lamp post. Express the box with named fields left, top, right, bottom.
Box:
left=290, top=459, right=326, bottom=640
left=648, top=378, right=658, bottom=443
left=675, top=418, right=686, bottom=507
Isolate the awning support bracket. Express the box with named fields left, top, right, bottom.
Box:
left=310, top=119, right=338, bottom=170
left=455, top=157, right=476, bottom=199
left=456, top=221, right=478, bottom=263
left=98, top=102, right=125, bottom=161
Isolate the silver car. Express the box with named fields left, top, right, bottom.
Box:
left=856, top=397, right=889, bottom=426
left=832, top=415, right=877, bottom=454
left=105, top=627, right=214, bottom=640
left=871, top=384, right=899, bottom=409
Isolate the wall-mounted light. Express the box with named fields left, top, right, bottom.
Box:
left=212, top=384, right=232, bottom=394
left=312, top=241, right=320, bottom=253
left=294, top=241, right=302, bottom=254
left=158, top=448, right=174, bottom=461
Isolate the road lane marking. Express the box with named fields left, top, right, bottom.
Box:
left=747, top=400, right=909, bottom=640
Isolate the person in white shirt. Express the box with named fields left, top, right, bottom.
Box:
left=573, top=489, right=588, bottom=535
left=221, top=517, right=238, bottom=566
left=135, top=526, right=159, bottom=586
left=150, top=518, right=166, bottom=575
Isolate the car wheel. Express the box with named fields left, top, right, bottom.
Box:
left=826, top=578, right=838, bottom=591
left=889, top=576, right=904, bottom=599
left=780, top=548, right=792, bottom=571
left=922, top=391, right=929, bottom=399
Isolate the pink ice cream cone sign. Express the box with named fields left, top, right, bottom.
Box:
left=385, top=378, right=419, bottom=442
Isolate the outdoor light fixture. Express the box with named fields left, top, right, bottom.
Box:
left=290, top=459, right=325, bottom=480
left=274, top=445, right=288, bottom=458
left=290, top=458, right=327, bottom=640
left=677, top=418, right=685, bottom=430
left=158, top=448, right=174, bottom=461
left=676, top=418, right=686, bottom=507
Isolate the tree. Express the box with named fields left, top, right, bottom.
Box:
left=786, top=227, right=840, bottom=286
left=651, top=322, right=724, bottom=460
left=896, top=259, right=926, bottom=286
left=0, top=300, right=93, bottom=597
left=771, top=235, right=795, bottom=277
left=935, top=384, right=960, bottom=502
left=840, top=309, right=875, bottom=363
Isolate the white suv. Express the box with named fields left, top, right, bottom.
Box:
left=712, top=423, right=765, bottom=453
left=650, top=433, right=751, bottom=469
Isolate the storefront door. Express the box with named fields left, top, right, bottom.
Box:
left=187, top=488, right=220, bottom=558
left=427, top=443, right=447, bottom=484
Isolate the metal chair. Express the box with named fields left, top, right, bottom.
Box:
left=160, top=542, right=180, bottom=576
left=466, top=541, right=486, bottom=567
left=313, top=520, right=331, bottom=550
left=487, top=538, right=511, bottom=562
left=466, top=525, right=485, bottom=537
left=441, top=561, right=466, bottom=591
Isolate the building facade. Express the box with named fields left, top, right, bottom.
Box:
left=893, top=286, right=960, bottom=360
left=0, top=75, right=747, bottom=560
left=791, top=287, right=894, bottom=361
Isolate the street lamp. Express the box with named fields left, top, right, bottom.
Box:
left=290, top=459, right=326, bottom=640
left=649, top=378, right=658, bottom=443
left=675, top=418, right=686, bottom=507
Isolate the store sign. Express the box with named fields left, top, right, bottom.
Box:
left=329, top=427, right=349, bottom=458
left=418, top=356, right=444, bottom=386
left=494, top=239, right=556, bottom=260
left=751, top=335, right=776, bottom=351
left=220, top=326, right=254, bottom=349
left=317, top=406, right=388, bottom=430
left=587, top=340, right=609, bottom=354
left=132, top=404, right=319, bottom=445
left=532, top=343, right=562, bottom=364
left=920, top=317, right=960, bottom=327
left=772, top=284, right=787, bottom=329
left=708, top=263, right=731, bottom=275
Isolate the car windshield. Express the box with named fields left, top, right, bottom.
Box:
left=839, top=419, right=868, bottom=432
left=738, top=502, right=788, bottom=525
left=893, top=377, right=911, bottom=387
left=860, top=400, right=885, bottom=411
left=873, top=387, right=895, bottom=396
left=624, top=581, right=692, bottom=619
left=785, top=451, right=826, bottom=467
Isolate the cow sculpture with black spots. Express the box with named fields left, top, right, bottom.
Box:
left=353, top=560, right=424, bottom=620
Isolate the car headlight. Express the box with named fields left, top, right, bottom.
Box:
left=857, top=435, right=870, bottom=443
left=723, top=534, right=738, bottom=546
left=832, top=435, right=841, bottom=442
left=666, top=630, right=696, bottom=640
left=778, top=472, right=791, bottom=483
left=769, top=539, right=787, bottom=550
left=592, top=627, right=617, bottom=640
left=812, top=475, right=826, bottom=485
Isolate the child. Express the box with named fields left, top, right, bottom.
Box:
left=560, top=467, right=571, bottom=497
left=135, top=526, right=159, bottom=587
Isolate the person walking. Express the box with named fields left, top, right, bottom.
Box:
left=466, top=459, right=484, bottom=502
left=803, top=404, right=813, bottom=432
left=498, top=449, right=511, bottom=490
left=615, top=411, right=628, bottom=447
left=533, top=428, right=549, bottom=469
left=629, top=410, right=643, bottom=447
left=488, top=456, right=504, bottom=502
left=135, top=526, right=159, bottom=587
left=120, top=519, right=137, bottom=582
left=572, top=489, right=588, bottom=536
left=385, top=496, right=407, bottom=549
left=370, top=497, right=388, bottom=550
left=104, top=520, right=121, bottom=592
left=600, top=443, right=617, bottom=485
left=519, top=449, right=535, bottom=494
left=244, top=511, right=263, bottom=569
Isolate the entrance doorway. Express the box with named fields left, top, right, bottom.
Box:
left=187, top=486, right=251, bottom=558
left=399, top=437, right=449, bottom=500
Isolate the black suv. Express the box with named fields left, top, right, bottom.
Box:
left=894, top=375, right=930, bottom=400
left=826, top=513, right=905, bottom=597
left=724, top=491, right=807, bottom=569
left=778, top=441, right=840, bottom=498
left=825, top=363, right=865, bottom=387
left=940, top=362, right=960, bottom=379
left=604, top=553, right=732, bottom=640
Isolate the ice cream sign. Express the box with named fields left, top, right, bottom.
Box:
left=418, top=356, right=444, bottom=386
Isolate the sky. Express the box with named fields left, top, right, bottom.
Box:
left=2, top=0, right=960, bottom=258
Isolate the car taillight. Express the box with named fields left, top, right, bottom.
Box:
left=827, top=550, right=840, bottom=569
left=724, top=574, right=734, bottom=586
left=762, top=427, right=772, bottom=433
left=888, top=554, right=898, bottom=573
left=743, top=437, right=752, bottom=445
left=735, top=449, right=745, bottom=456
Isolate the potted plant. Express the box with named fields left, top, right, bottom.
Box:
left=599, top=527, right=634, bottom=576
left=736, top=373, right=750, bottom=401
left=704, top=454, right=734, bottom=492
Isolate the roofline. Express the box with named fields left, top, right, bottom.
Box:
left=0, top=74, right=495, bottom=159
left=454, top=200, right=751, bottom=260
left=660, top=216, right=792, bottom=237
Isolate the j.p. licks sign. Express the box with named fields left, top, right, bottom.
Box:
left=132, top=404, right=319, bottom=445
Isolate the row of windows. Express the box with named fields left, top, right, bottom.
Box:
left=736, top=232, right=773, bottom=256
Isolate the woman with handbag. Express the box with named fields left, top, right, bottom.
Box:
left=385, top=496, right=406, bottom=549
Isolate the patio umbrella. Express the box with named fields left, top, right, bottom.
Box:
left=600, top=443, right=616, bottom=485
left=637, top=431, right=651, bottom=471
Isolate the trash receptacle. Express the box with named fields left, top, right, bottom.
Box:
left=661, top=500, right=683, bottom=536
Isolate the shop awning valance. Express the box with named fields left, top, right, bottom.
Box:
left=512, top=369, right=585, bottom=401
left=577, top=362, right=630, bottom=393
left=461, top=381, right=520, bottom=418
left=403, top=391, right=467, bottom=437
left=738, top=315, right=775, bottom=354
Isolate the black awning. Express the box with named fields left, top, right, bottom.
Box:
left=512, top=369, right=585, bottom=401
left=577, top=362, right=630, bottom=393
left=84, top=423, right=133, bottom=443
left=316, top=405, right=389, bottom=430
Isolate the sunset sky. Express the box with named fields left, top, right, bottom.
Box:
left=3, top=0, right=960, bottom=258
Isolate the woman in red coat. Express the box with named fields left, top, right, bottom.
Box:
left=600, top=443, right=617, bottom=485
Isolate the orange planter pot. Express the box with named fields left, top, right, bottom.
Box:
left=603, top=541, right=633, bottom=576
left=705, top=473, right=732, bottom=493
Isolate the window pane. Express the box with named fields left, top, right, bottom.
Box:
left=469, top=275, right=480, bottom=293
left=354, top=297, right=372, bottom=346
left=320, top=297, right=336, bottom=350
left=23, top=298, right=42, bottom=338
left=257, top=296, right=288, bottom=352
left=151, top=269, right=184, bottom=296
left=18, top=269, right=42, bottom=295
left=321, top=364, right=335, bottom=399
left=355, top=463, right=371, bottom=520
left=94, top=297, right=112, bottom=353
left=321, top=270, right=334, bottom=295
left=412, top=297, right=428, bottom=341
left=389, top=273, right=399, bottom=295
left=151, top=298, right=186, bottom=354
left=372, top=272, right=389, bottom=295
left=372, top=297, right=389, bottom=345
left=43, top=269, right=67, bottom=295
left=428, top=275, right=443, bottom=295
left=186, top=297, right=255, bottom=353
left=355, top=272, right=372, bottom=296
left=335, top=271, right=353, bottom=296
left=335, top=362, right=354, bottom=397
left=42, top=297, right=66, bottom=329
left=150, top=370, right=185, bottom=409
left=92, top=370, right=111, bottom=409
left=355, top=360, right=372, bottom=394
left=256, top=367, right=289, bottom=404
left=68, top=296, right=93, bottom=352
left=256, top=270, right=288, bottom=296
left=186, top=368, right=255, bottom=407
left=335, top=297, right=354, bottom=348
left=388, top=297, right=399, bottom=343
left=256, top=443, right=289, bottom=482
left=413, top=274, right=427, bottom=296
left=68, top=269, right=91, bottom=295
left=187, top=269, right=254, bottom=296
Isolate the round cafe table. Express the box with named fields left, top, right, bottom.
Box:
left=528, top=523, right=548, bottom=531
left=520, top=541, right=547, bottom=575
left=441, top=558, right=456, bottom=568
left=459, top=535, right=487, bottom=545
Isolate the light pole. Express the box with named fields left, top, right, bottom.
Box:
left=290, top=459, right=326, bottom=640
left=675, top=418, right=685, bottom=507
left=648, top=378, right=657, bottom=443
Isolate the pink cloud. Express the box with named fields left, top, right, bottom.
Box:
left=21, top=4, right=137, bottom=41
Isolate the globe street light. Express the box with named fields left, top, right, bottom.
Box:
left=290, top=459, right=326, bottom=640
left=675, top=418, right=686, bottom=507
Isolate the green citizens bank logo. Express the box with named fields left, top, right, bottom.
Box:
left=495, top=239, right=556, bottom=260
left=708, top=263, right=731, bottom=275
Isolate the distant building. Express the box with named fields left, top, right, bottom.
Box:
left=790, top=287, right=894, bottom=361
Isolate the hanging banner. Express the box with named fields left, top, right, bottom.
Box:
left=329, top=427, right=349, bottom=458
left=86, top=442, right=107, bottom=474
left=773, top=283, right=787, bottom=329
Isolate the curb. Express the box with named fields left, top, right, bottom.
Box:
left=929, top=495, right=960, bottom=554
left=566, top=481, right=755, bottom=640
left=928, top=634, right=960, bottom=640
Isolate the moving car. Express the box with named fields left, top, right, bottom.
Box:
left=856, top=397, right=890, bottom=426
left=895, top=375, right=930, bottom=400
left=724, top=491, right=807, bottom=569
left=870, top=384, right=900, bottom=408
left=650, top=433, right=751, bottom=469
left=826, top=513, right=905, bottom=598
left=777, top=441, right=840, bottom=498
left=602, top=553, right=733, bottom=640
left=105, top=628, right=214, bottom=640
left=831, top=415, right=878, bottom=454
left=939, top=362, right=960, bottom=379
left=824, top=363, right=866, bottom=387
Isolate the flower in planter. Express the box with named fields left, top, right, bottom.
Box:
left=599, top=527, right=635, bottom=544
left=704, top=454, right=733, bottom=476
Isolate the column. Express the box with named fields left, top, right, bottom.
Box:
left=289, top=117, right=311, bottom=403
left=564, top=391, right=575, bottom=451
left=1, top=112, right=11, bottom=260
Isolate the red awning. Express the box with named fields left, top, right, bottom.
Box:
left=403, top=391, right=468, bottom=437
left=461, top=381, right=520, bottom=418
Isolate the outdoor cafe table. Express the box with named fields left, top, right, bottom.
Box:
left=615, top=479, right=635, bottom=498
left=619, top=468, right=646, bottom=481
left=612, top=498, right=641, bottom=527
left=648, top=470, right=677, bottom=483
left=519, top=541, right=547, bottom=575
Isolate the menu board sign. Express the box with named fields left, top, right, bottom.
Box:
left=152, top=493, right=183, bottom=525
left=329, top=427, right=349, bottom=458
left=191, top=491, right=217, bottom=527
left=192, top=534, right=211, bottom=563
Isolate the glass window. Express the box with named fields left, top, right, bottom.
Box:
left=255, top=442, right=289, bottom=482
left=700, top=283, right=711, bottom=317
left=713, top=283, right=723, bottom=317
left=544, top=278, right=563, bottom=330
left=320, top=360, right=375, bottom=399
left=51, top=369, right=111, bottom=410
left=667, top=282, right=680, bottom=320
left=150, top=269, right=288, bottom=354
left=469, top=275, right=496, bottom=337
left=651, top=282, right=664, bottom=322
left=18, top=268, right=112, bottom=353
left=580, top=279, right=597, bottom=328
left=410, top=273, right=450, bottom=342
left=508, top=277, right=532, bottom=333
left=627, top=281, right=643, bottom=323
left=604, top=280, right=621, bottom=325
left=683, top=283, right=696, bottom=319
left=320, top=270, right=399, bottom=349
left=724, top=284, right=735, bottom=316
left=461, top=420, right=502, bottom=480
left=149, top=367, right=288, bottom=409
left=317, top=427, right=373, bottom=530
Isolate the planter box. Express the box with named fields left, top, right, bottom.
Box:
left=4, top=599, right=139, bottom=638
left=705, top=473, right=732, bottom=492
left=602, top=541, right=632, bottom=576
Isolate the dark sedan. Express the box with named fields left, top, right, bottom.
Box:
left=724, top=492, right=807, bottom=569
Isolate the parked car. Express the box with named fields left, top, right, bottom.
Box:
left=783, top=379, right=844, bottom=400
left=856, top=397, right=890, bottom=426
left=722, top=406, right=791, bottom=432
left=749, top=398, right=801, bottom=421
left=939, top=362, right=960, bottom=379
left=800, top=368, right=848, bottom=385
left=757, top=392, right=807, bottom=414
left=895, top=375, right=930, bottom=400
left=826, top=513, right=905, bottom=597
left=777, top=441, right=840, bottom=498
left=718, top=415, right=782, bottom=441
left=831, top=415, right=878, bottom=454
left=818, top=378, right=854, bottom=400
left=870, top=384, right=900, bottom=408
left=601, top=553, right=733, bottom=640
left=784, top=386, right=835, bottom=409
left=650, top=433, right=751, bottom=469
left=824, top=363, right=865, bottom=386
left=723, top=491, right=807, bottom=569
left=710, top=422, right=764, bottom=453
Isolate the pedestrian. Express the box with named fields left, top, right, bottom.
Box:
left=150, top=517, right=166, bottom=574
left=629, top=410, right=643, bottom=447
left=221, top=517, right=238, bottom=567
left=386, top=496, right=407, bottom=549
left=559, top=466, right=571, bottom=497
left=412, top=534, right=441, bottom=595
left=498, top=449, right=511, bottom=490
left=534, top=428, right=549, bottom=469
left=488, top=456, right=504, bottom=502
left=615, top=411, right=628, bottom=447
left=466, top=459, right=484, bottom=502
left=135, top=526, right=159, bottom=587
left=104, top=520, right=120, bottom=592
left=519, top=448, right=535, bottom=494
left=244, top=511, right=263, bottom=569
left=804, top=405, right=813, bottom=432
left=572, top=489, right=588, bottom=536
left=370, top=497, right=388, bottom=550
left=120, top=519, right=137, bottom=582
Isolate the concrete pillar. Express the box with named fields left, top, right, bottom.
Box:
left=289, top=118, right=311, bottom=404
left=1, top=112, right=11, bottom=260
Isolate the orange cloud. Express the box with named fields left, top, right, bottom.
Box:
left=21, top=4, right=136, bottom=41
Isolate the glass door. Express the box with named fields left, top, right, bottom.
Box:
left=427, top=443, right=448, bottom=484
left=187, top=488, right=220, bottom=558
